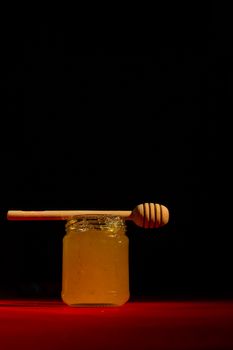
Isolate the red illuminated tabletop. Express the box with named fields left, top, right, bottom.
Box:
left=1, top=299, right=233, bottom=350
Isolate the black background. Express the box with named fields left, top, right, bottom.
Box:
left=0, top=5, right=231, bottom=300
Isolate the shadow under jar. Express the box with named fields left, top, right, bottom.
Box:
left=61, top=215, right=129, bottom=307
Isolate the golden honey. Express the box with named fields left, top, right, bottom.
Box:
left=61, top=215, right=129, bottom=306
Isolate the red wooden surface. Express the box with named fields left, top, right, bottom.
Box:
left=1, top=299, right=233, bottom=350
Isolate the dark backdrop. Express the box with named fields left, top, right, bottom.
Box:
left=0, top=6, right=231, bottom=300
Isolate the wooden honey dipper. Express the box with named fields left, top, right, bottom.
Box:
left=7, top=203, right=169, bottom=228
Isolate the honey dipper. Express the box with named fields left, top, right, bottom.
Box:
left=7, top=203, right=169, bottom=228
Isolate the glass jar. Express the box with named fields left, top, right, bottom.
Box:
left=61, top=215, right=129, bottom=306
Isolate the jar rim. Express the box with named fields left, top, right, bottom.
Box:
left=65, top=214, right=126, bottom=232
